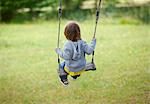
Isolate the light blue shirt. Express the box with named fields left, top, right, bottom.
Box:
left=57, top=39, right=96, bottom=72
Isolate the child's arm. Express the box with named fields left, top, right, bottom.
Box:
left=83, top=38, right=96, bottom=55
left=55, top=45, right=72, bottom=60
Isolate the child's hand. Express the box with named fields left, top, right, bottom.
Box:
left=92, top=38, right=96, bottom=46
left=92, top=38, right=96, bottom=41
left=55, top=48, right=61, bottom=54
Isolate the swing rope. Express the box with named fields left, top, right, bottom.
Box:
left=92, top=0, right=102, bottom=63
left=57, top=0, right=102, bottom=67
left=57, top=0, right=62, bottom=66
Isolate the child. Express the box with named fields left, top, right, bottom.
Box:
left=55, top=21, right=96, bottom=86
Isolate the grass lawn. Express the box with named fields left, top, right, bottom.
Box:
left=0, top=21, right=149, bottom=104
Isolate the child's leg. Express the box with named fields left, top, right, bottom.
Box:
left=58, top=61, right=68, bottom=76
left=58, top=61, right=68, bottom=86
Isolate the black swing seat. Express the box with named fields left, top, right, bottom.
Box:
left=85, top=62, right=96, bottom=71
left=58, top=62, right=96, bottom=76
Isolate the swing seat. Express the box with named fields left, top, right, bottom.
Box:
left=85, top=62, right=96, bottom=71
left=58, top=62, right=96, bottom=77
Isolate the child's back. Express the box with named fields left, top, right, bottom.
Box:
left=62, top=39, right=96, bottom=72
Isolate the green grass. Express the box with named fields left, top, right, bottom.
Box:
left=0, top=20, right=150, bottom=104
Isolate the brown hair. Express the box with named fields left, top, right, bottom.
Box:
left=64, top=21, right=81, bottom=42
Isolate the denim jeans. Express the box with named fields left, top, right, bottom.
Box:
left=58, top=61, right=68, bottom=76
